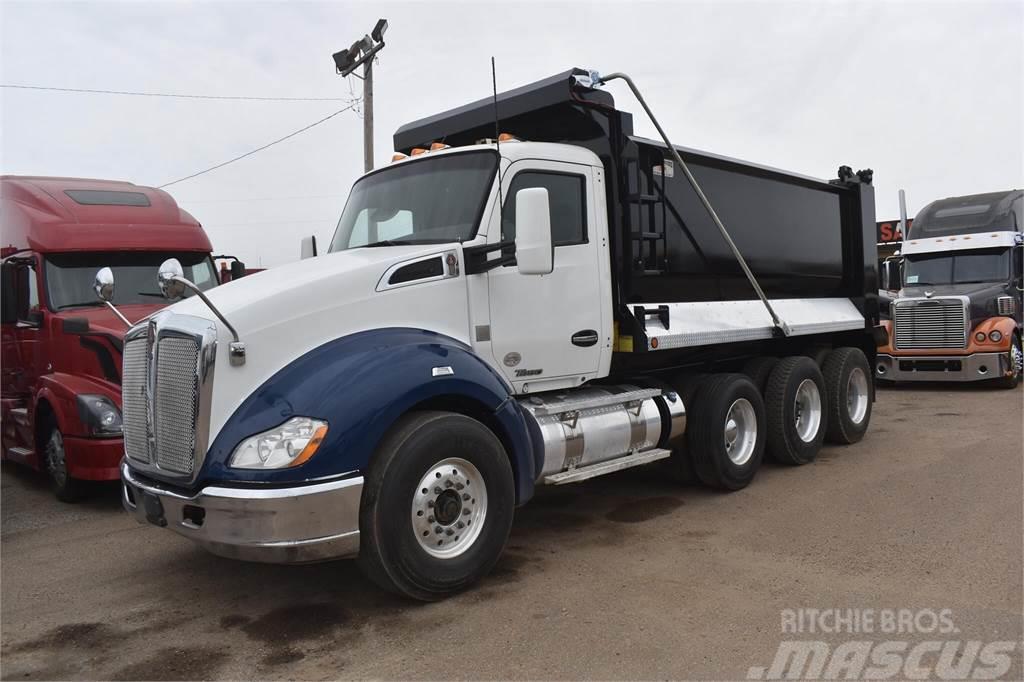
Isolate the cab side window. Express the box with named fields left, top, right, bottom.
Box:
left=502, top=172, right=587, bottom=247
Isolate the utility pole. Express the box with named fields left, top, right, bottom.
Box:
left=332, top=18, right=387, bottom=173
left=362, top=58, right=373, bottom=173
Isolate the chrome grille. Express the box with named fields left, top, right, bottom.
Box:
left=154, top=336, right=201, bottom=475
left=122, top=338, right=151, bottom=463
left=893, top=298, right=968, bottom=350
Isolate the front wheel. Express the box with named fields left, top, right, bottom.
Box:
left=358, top=411, right=515, bottom=601
left=44, top=427, right=86, bottom=503
left=994, top=333, right=1022, bottom=389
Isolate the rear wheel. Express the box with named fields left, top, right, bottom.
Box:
left=44, top=427, right=86, bottom=503
left=742, top=356, right=778, bottom=394
left=994, top=333, right=1022, bottom=389
left=823, top=347, right=873, bottom=444
left=358, top=411, right=515, bottom=601
left=765, top=357, right=827, bottom=465
left=663, top=373, right=709, bottom=483
left=687, top=374, right=766, bottom=490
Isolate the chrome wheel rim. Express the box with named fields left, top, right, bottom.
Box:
left=45, top=430, right=67, bottom=487
left=794, top=379, right=822, bottom=443
left=847, top=368, right=869, bottom=425
left=411, top=457, right=487, bottom=559
left=723, top=398, right=758, bottom=466
left=1012, top=337, right=1023, bottom=377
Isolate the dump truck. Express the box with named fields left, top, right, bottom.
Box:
left=115, top=68, right=882, bottom=599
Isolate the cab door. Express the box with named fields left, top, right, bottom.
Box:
left=486, top=160, right=610, bottom=393
left=1, top=256, right=43, bottom=452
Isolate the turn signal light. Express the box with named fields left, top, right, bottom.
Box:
left=392, top=153, right=407, bottom=162
left=430, top=142, right=450, bottom=151
left=410, top=147, right=429, bottom=156
left=498, top=133, right=520, bottom=142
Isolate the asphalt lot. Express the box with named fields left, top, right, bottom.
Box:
left=2, top=384, right=1022, bottom=680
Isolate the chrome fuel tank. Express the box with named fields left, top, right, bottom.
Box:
left=518, top=385, right=685, bottom=480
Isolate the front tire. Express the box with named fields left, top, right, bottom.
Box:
left=994, top=333, right=1022, bottom=389
left=44, top=427, right=86, bottom=503
left=358, top=411, right=515, bottom=601
left=687, top=374, right=766, bottom=491
left=765, top=357, right=827, bottom=465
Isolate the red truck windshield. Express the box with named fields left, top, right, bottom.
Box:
left=44, top=252, right=217, bottom=310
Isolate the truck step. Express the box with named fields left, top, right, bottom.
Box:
left=9, top=407, right=29, bottom=426
left=543, top=448, right=672, bottom=485
left=627, top=193, right=659, bottom=204
left=5, top=446, right=33, bottom=462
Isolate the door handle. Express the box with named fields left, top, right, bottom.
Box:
left=571, top=330, right=599, bottom=347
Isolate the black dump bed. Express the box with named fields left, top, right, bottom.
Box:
left=395, top=68, right=878, bottom=319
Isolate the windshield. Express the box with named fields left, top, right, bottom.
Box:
left=904, top=248, right=1010, bottom=286
left=329, top=150, right=498, bottom=252
left=44, top=252, right=217, bottom=310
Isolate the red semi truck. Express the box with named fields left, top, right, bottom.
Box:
left=0, top=176, right=242, bottom=500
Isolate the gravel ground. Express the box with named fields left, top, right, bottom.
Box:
left=2, top=384, right=1021, bottom=680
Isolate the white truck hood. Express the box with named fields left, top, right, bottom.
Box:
left=166, top=244, right=473, bottom=442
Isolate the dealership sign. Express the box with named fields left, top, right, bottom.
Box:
left=877, top=218, right=913, bottom=245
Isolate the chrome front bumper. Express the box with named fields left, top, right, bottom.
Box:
left=122, top=461, right=362, bottom=563
left=875, top=352, right=1011, bottom=382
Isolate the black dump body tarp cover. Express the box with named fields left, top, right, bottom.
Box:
left=394, top=68, right=877, bottom=315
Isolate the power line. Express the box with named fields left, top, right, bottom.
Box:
left=1, top=83, right=350, bottom=102
left=177, top=193, right=345, bottom=204
left=158, top=102, right=360, bottom=189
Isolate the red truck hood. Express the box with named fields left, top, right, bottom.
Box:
left=56, top=303, right=165, bottom=339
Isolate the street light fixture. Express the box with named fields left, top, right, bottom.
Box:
left=333, top=19, right=387, bottom=172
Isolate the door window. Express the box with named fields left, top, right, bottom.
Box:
left=502, top=172, right=587, bottom=246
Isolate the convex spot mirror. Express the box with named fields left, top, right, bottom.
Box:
left=93, top=267, right=115, bottom=302
left=158, top=258, right=186, bottom=300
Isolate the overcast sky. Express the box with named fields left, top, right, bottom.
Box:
left=2, top=0, right=1021, bottom=267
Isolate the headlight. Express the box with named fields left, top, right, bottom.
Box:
left=988, top=330, right=1003, bottom=343
left=230, top=417, right=328, bottom=469
left=76, top=395, right=122, bottom=436
left=975, top=331, right=986, bottom=342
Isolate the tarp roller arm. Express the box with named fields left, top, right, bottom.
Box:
left=595, top=71, right=791, bottom=337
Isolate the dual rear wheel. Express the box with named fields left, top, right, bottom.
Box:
left=679, top=347, right=872, bottom=489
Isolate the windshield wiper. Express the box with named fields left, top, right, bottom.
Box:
left=56, top=301, right=102, bottom=310
left=362, top=239, right=417, bottom=247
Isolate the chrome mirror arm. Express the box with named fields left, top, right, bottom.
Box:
left=171, top=277, right=246, bottom=366
left=102, top=301, right=132, bottom=328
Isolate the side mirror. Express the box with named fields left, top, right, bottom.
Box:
left=514, top=188, right=553, bottom=275
left=157, top=258, right=187, bottom=300
left=300, top=235, right=318, bottom=260
left=230, top=260, right=246, bottom=280
left=881, top=260, right=900, bottom=291
left=0, top=263, right=16, bottom=324
left=93, top=267, right=115, bottom=302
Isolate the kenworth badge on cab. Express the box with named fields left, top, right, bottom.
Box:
left=117, top=69, right=883, bottom=600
